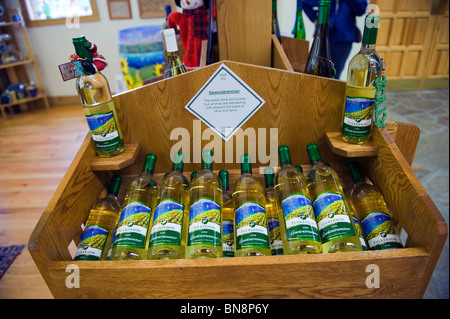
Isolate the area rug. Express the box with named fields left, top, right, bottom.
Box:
left=0, top=245, right=25, bottom=280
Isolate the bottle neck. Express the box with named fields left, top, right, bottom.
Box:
left=361, top=43, right=376, bottom=53
left=317, top=3, right=330, bottom=25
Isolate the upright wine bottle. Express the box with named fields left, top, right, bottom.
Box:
left=219, top=169, right=235, bottom=257
left=292, top=0, right=306, bottom=40
left=348, top=161, right=403, bottom=250
left=232, top=154, right=271, bottom=257
left=110, top=154, right=160, bottom=260
left=306, top=143, right=362, bottom=253
left=74, top=176, right=122, bottom=261
left=148, top=152, right=190, bottom=259
left=304, top=0, right=335, bottom=78
left=72, top=36, right=125, bottom=158
left=275, top=145, right=322, bottom=254
left=186, top=150, right=223, bottom=258
left=341, top=14, right=382, bottom=144
left=163, top=28, right=187, bottom=78
left=272, top=0, right=282, bottom=42
left=264, top=167, right=284, bottom=255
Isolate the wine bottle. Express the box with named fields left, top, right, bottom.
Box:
left=344, top=191, right=368, bottom=251
left=275, top=145, right=322, bottom=254
left=292, top=0, right=306, bottom=40
left=148, top=152, right=190, bottom=259
left=232, top=154, right=271, bottom=257
left=186, top=150, right=223, bottom=258
left=219, top=169, right=235, bottom=257
left=304, top=0, right=335, bottom=78
left=341, top=14, right=382, bottom=144
left=264, top=167, right=284, bottom=255
left=348, top=161, right=403, bottom=250
left=272, top=0, right=282, bottom=42
left=74, top=176, right=122, bottom=261
left=163, top=28, right=187, bottom=78
left=110, top=154, right=160, bottom=260
left=306, top=143, right=362, bottom=253
left=72, top=36, right=125, bottom=158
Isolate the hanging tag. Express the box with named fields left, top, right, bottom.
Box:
left=58, top=62, right=76, bottom=81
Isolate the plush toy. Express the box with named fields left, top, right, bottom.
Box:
left=167, top=0, right=210, bottom=69
left=70, top=38, right=108, bottom=75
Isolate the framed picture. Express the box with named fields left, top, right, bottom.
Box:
left=107, top=0, right=132, bottom=20
left=138, top=0, right=174, bottom=19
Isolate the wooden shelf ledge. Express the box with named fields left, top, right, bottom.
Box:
left=325, top=132, right=379, bottom=157
left=90, top=143, right=141, bottom=171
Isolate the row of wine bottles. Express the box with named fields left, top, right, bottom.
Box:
left=74, top=144, right=402, bottom=261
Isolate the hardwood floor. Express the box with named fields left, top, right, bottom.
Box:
left=0, top=105, right=88, bottom=299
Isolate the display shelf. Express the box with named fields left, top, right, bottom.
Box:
left=89, top=143, right=141, bottom=171
left=325, top=131, right=379, bottom=157
left=0, top=58, right=33, bottom=69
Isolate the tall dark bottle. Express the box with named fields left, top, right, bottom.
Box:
left=303, top=0, right=335, bottom=78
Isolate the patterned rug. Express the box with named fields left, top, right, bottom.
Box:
left=0, top=245, right=25, bottom=279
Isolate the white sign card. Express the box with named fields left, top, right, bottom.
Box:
left=185, top=63, right=265, bottom=141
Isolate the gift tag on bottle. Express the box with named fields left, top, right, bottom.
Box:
left=58, top=62, right=76, bottom=81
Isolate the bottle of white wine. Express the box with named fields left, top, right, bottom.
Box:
left=264, top=167, right=284, bottom=255
left=72, top=36, right=125, bottom=158
left=110, top=154, right=160, bottom=260
left=163, top=28, right=187, bottom=78
left=219, top=169, right=235, bottom=257
left=148, top=151, right=190, bottom=259
left=74, top=175, right=122, bottom=261
left=186, top=150, right=223, bottom=259
left=275, top=145, right=322, bottom=254
left=341, top=14, right=382, bottom=144
left=348, top=161, right=403, bottom=250
left=232, top=154, right=271, bottom=257
left=306, top=143, right=362, bottom=253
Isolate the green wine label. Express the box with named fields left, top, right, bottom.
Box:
left=342, top=96, right=375, bottom=139
left=281, top=193, right=321, bottom=243
left=361, top=211, right=403, bottom=250
left=75, top=224, right=109, bottom=261
left=149, top=199, right=184, bottom=247
left=222, top=219, right=235, bottom=257
left=313, top=192, right=356, bottom=244
left=112, top=201, right=151, bottom=249
left=235, top=202, right=270, bottom=250
left=187, top=198, right=221, bottom=247
left=267, top=217, right=283, bottom=255
left=352, top=216, right=368, bottom=251
left=85, top=111, right=122, bottom=151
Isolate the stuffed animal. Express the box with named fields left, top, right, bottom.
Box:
left=167, top=0, right=210, bottom=69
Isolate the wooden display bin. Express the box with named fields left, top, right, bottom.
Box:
left=28, top=60, right=447, bottom=299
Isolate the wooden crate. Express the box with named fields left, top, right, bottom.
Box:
left=28, top=60, right=447, bottom=298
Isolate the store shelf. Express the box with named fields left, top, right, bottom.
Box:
left=89, top=143, right=141, bottom=171
left=0, top=93, right=44, bottom=108
left=0, top=58, right=33, bottom=70
left=325, top=131, right=379, bottom=157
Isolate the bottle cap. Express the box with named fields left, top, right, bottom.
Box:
left=240, top=154, right=252, bottom=174
left=172, top=151, right=184, bottom=172
left=143, top=153, right=157, bottom=174
left=348, top=161, right=365, bottom=182
left=306, top=143, right=322, bottom=164
left=264, top=167, right=275, bottom=187
left=278, top=145, right=292, bottom=166
left=362, top=14, right=380, bottom=45
left=294, top=165, right=303, bottom=173
left=318, top=0, right=331, bottom=25
left=107, top=175, right=122, bottom=196
left=191, top=171, right=199, bottom=181
left=219, top=170, right=229, bottom=190
left=201, top=149, right=214, bottom=169
left=163, top=28, right=178, bottom=53
left=72, top=35, right=93, bottom=62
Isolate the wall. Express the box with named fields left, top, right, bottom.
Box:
left=5, top=0, right=365, bottom=98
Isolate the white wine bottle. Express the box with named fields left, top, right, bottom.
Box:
left=232, top=154, right=271, bottom=257
left=110, top=154, right=160, bottom=260
left=306, top=143, right=362, bottom=253
left=275, top=145, right=322, bottom=254
left=264, top=167, right=284, bottom=255
left=219, top=170, right=235, bottom=257
left=163, top=28, right=187, bottom=78
left=344, top=191, right=368, bottom=251
left=74, top=176, right=122, bottom=261
left=348, top=161, right=403, bottom=250
left=72, top=36, right=125, bottom=158
left=341, top=14, right=382, bottom=144
left=148, top=152, right=190, bottom=259
left=186, top=150, right=223, bottom=259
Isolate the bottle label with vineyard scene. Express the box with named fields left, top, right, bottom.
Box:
left=235, top=202, right=270, bottom=250
left=281, top=193, right=321, bottom=243
left=267, top=217, right=283, bottom=255
left=222, top=219, right=235, bottom=257
left=313, top=192, right=356, bottom=244
left=342, top=87, right=376, bottom=139
left=352, top=216, right=368, bottom=250
left=75, top=224, right=109, bottom=260
left=187, top=198, right=221, bottom=247
left=85, top=110, right=122, bottom=151
left=361, top=211, right=403, bottom=250
left=112, top=201, right=151, bottom=249
left=149, top=199, right=184, bottom=247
